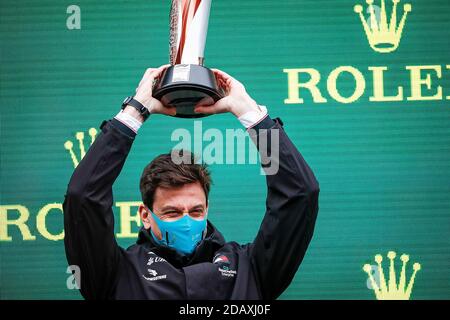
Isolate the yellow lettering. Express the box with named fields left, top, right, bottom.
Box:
left=283, top=68, right=327, bottom=104
left=327, top=66, right=365, bottom=103
left=369, top=66, right=404, bottom=102
left=116, top=201, right=142, bottom=238
left=447, top=65, right=450, bottom=100
left=36, top=203, right=64, bottom=241
left=0, top=205, right=36, bottom=241
left=406, top=65, right=442, bottom=101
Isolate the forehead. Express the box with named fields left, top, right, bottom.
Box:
left=153, top=182, right=207, bottom=208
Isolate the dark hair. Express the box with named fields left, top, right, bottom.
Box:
left=139, top=149, right=212, bottom=210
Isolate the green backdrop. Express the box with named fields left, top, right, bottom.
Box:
left=1, top=0, right=449, bottom=299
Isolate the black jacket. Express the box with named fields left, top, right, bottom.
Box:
left=63, top=115, right=320, bottom=300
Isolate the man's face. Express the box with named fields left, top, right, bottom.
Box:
left=139, top=181, right=208, bottom=240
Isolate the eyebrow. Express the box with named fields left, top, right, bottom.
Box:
left=160, top=204, right=205, bottom=212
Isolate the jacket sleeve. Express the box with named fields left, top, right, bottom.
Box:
left=63, top=119, right=136, bottom=299
left=248, top=116, right=320, bottom=300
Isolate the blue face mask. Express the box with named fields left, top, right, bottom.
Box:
left=149, top=209, right=207, bottom=256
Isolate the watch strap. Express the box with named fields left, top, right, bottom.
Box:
left=121, top=96, right=150, bottom=121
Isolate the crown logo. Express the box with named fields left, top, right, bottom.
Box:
left=64, top=128, right=97, bottom=168
left=363, top=251, right=421, bottom=300
left=354, top=0, right=412, bottom=53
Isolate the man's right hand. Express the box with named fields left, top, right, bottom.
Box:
left=123, top=65, right=177, bottom=122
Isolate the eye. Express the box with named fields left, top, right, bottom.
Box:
left=163, top=211, right=180, bottom=218
left=190, top=209, right=204, bottom=217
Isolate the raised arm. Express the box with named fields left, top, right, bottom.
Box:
left=248, top=116, right=320, bottom=300
left=195, top=69, right=320, bottom=299
left=63, top=119, right=134, bottom=299
left=63, top=65, right=173, bottom=299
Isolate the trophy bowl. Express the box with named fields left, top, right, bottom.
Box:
left=153, top=64, right=223, bottom=118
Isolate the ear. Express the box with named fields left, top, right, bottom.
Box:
left=139, top=204, right=162, bottom=240
left=139, top=204, right=152, bottom=230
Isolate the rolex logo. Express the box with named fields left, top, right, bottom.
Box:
left=64, top=128, right=97, bottom=168
left=354, top=0, right=412, bottom=53
left=363, top=251, right=421, bottom=300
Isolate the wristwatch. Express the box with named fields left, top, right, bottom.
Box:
left=121, top=96, right=150, bottom=121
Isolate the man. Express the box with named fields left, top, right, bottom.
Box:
left=63, top=65, right=320, bottom=299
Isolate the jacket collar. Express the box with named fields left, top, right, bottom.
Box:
left=136, top=220, right=226, bottom=268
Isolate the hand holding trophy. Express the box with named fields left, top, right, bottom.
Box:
left=153, top=0, right=224, bottom=118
